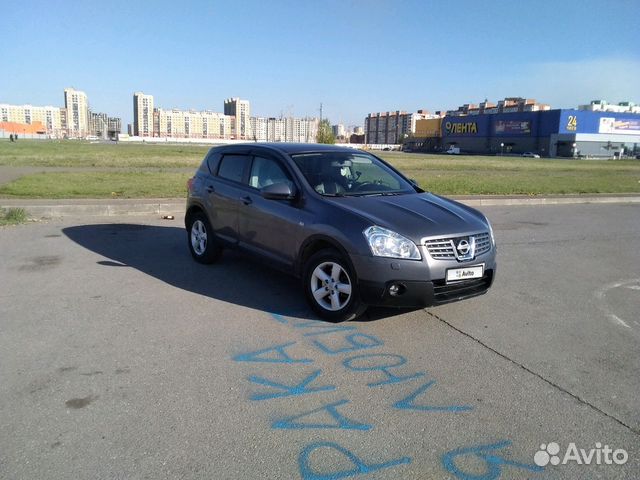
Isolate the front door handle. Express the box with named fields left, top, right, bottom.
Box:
left=241, top=196, right=253, bottom=205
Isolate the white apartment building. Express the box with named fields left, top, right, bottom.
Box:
left=154, top=109, right=233, bottom=139
left=133, top=92, right=154, bottom=137
left=250, top=117, right=318, bottom=142
left=579, top=100, right=640, bottom=114
left=224, top=97, right=251, bottom=139
left=64, top=87, right=89, bottom=137
left=250, top=117, right=268, bottom=141
left=0, top=103, right=64, bottom=136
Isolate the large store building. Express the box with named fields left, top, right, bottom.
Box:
left=409, top=109, right=640, bottom=157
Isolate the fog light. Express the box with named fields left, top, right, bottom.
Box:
left=389, top=283, right=405, bottom=296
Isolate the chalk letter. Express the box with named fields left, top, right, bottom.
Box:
left=273, top=399, right=371, bottom=430
left=343, top=353, right=424, bottom=387
left=442, top=440, right=543, bottom=479
left=313, top=333, right=383, bottom=355
left=248, top=370, right=335, bottom=400
left=232, top=342, right=312, bottom=364
left=299, top=442, right=411, bottom=480
left=394, top=380, right=473, bottom=413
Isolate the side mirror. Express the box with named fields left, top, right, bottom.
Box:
left=260, top=182, right=297, bottom=200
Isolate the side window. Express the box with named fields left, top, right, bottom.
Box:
left=217, top=154, right=250, bottom=183
left=205, top=152, right=222, bottom=174
left=249, top=156, right=292, bottom=189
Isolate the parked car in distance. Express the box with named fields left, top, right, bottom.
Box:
left=521, top=152, right=541, bottom=158
left=185, top=143, right=496, bottom=322
left=446, top=146, right=461, bottom=155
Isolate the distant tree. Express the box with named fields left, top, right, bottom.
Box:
left=316, top=119, right=335, bottom=144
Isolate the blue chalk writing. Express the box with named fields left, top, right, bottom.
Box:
left=270, top=313, right=288, bottom=324
left=299, top=442, right=411, bottom=480
left=313, top=333, right=384, bottom=355
left=342, top=353, right=425, bottom=387
left=232, top=342, right=313, bottom=364
left=248, top=370, right=335, bottom=401
left=291, top=320, right=357, bottom=337
left=273, top=399, right=372, bottom=430
left=442, top=440, right=543, bottom=480
left=394, top=380, right=473, bottom=413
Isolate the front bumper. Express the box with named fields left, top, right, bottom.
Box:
left=359, top=270, right=494, bottom=307
left=350, top=250, right=496, bottom=308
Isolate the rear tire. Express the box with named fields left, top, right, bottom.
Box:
left=186, top=212, right=222, bottom=264
left=303, top=248, right=366, bottom=322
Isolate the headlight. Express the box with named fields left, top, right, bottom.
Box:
left=363, top=226, right=421, bottom=260
left=486, top=217, right=496, bottom=246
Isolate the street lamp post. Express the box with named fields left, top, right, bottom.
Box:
left=500, top=142, right=504, bottom=156
left=572, top=142, right=577, bottom=158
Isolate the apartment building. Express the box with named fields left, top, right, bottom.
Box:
left=250, top=117, right=268, bottom=141
left=364, top=110, right=432, bottom=144
left=224, top=97, right=251, bottom=139
left=579, top=100, right=640, bottom=114
left=88, top=111, right=121, bottom=139
left=0, top=103, right=64, bottom=136
left=133, top=92, right=154, bottom=137
left=446, top=97, right=551, bottom=116
left=154, top=109, right=233, bottom=139
left=250, top=117, right=318, bottom=142
left=64, top=88, right=89, bottom=137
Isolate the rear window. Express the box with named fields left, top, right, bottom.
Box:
left=217, top=154, right=249, bottom=183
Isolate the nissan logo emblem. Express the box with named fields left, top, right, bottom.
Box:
left=456, top=239, right=471, bottom=255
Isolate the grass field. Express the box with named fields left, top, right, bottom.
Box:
left=0, top=207, right=28, bottom=226
left=0, top=171, right=192, bottom=198
left=0, top=140, right=207, bottom=168
left=0, top=140, right=639, bottom=198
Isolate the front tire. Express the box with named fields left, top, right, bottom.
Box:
left=187, top=212, right=222, bottom=264
left=303, top=249, right=366, bottom=322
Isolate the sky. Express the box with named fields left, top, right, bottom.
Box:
left=1, top=0, right=639, bottom=128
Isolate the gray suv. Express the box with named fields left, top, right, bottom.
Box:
left=185, top=143, right=496, bottom=321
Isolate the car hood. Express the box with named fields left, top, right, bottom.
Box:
left=327, top=192, right=488, bottom=242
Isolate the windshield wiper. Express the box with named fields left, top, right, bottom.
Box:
left=350, top=191, right=404, bottom=197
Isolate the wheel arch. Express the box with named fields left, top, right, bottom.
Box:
left=185, top=202, right=206, bottom=228
left=295, top=234, right=356, bottom=279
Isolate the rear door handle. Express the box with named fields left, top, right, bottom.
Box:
left=241, top=196, right=253, bottom=205
left=206, top=185, right=215, bottom=193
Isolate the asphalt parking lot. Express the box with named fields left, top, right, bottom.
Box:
left=1, top=203, right=638, bottom=479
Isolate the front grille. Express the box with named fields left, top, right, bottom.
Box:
left=423, top=232, right=491, bottom=260
left=423, top=238, right=456, bottom=259
left=474, top=232, right=491, bottom=256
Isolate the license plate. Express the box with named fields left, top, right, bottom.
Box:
left=446, top=264, right=484, bottom=283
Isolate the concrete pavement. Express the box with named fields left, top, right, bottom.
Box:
left=0, top=204, right=638, bottom=479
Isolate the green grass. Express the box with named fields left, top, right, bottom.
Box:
left=0, top=139, right=208, bottom=168
left=0, top=207, right=28, bottom=225
left=376, top=152, right=640, bottom=195
left=0, top=140, right=639, bottom=197
left=0, top=172, right=192, bottom=198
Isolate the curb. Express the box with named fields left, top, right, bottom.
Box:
left=0, top=199, right=184, bottom=218
left=454, top=195, right=640, bottom=207
left=1, top=195, right=639, bottom=218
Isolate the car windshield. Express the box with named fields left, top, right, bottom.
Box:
left=290, top=151, right=415, bottom=196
